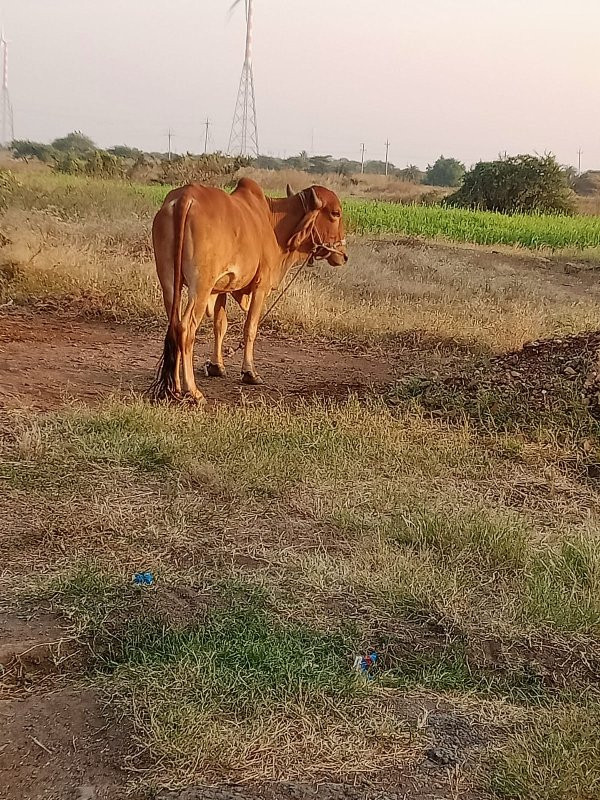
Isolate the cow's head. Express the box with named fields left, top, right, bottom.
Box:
left=286, top=185, right=348, bottom=267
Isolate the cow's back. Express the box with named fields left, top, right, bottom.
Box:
left=159, top=180, right=273, bottom=268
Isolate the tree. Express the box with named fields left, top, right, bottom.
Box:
left=398, top=165, right=424, bottom=183
left=10, top=139, right=55, bottom=162
left=446, top=154, right=575, bottom=215
left=108, top=144, right=144, bottom=160
left=51, top=131, right=96, bottom=154
left=363, top=160, right=389, bottom=175
left=561, top=165, right=578, bottom=189
left=573, top=171, right=600, bottom=197
left=336, top=158, right=361, bottom=176
left=307, top=155, right=333, bottom=174
left=254, top=154, right=284, bottom=170
left=425, top=156, right=465, bottom=187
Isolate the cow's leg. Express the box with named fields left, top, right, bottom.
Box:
left=241, top=286, right=268, bottom=385
left=160, top=283, right=182, bottom=395
left=178, top=284, right=213, bottom=404
left=206, top=293, right=228, bottom=378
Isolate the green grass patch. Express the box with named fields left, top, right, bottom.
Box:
left=103, top=587, right=359, bottom=711
left=47, top=567, right=420, bottom=784
left=389, top=507, right=529, bottom=572
left=491, top=703, right=600, bottom=800
left=524, top=533, right=600, bottom=633
left=383, top=642, right=547, bottom=704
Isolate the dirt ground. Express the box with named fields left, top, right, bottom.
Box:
left=0, top=310, right=405, bottom=411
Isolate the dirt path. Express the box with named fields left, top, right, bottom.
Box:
left=0, top=311, right=400, bottom=411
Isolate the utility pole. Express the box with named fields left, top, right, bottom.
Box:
left=203, top=119, right=210, bottom=154
left=578, top=148, right=583, bottom=175
left=167, top=129, right=173, bottom=161
left=360, top=143, right=365, bottom=174
left=385, top=140, right=390, bottom=177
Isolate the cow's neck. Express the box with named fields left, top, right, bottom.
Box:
left=267, top=196, right=309, bottom=283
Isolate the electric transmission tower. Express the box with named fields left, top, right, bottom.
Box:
left=228, top=0, right=259, bottom=158
left=1, top=28, right=14, bottom=145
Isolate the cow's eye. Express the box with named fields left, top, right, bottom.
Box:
left=331, top=210, right=341, bottom=219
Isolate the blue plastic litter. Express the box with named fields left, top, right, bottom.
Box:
left=133, top=571, right=155, bottom=586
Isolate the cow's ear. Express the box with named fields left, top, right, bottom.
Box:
left=286, top=213, right=316, bottom=251
left=286, top=183, right=294, bottom=198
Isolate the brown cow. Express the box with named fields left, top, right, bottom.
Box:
left=150, top=178, right=347, bottom=403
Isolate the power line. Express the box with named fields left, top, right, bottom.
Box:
left=360, top=142, right=365, bottom=174
left=385, top=140, right=390, bottom=176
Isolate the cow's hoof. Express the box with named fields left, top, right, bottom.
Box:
left=205, top=362, right=227, bottom=378
left=182, top=391, right=206, bottom=407
left=241, top=371, right=264, bottom=386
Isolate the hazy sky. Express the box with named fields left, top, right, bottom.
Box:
left=2, top=0, right=599, bottom=169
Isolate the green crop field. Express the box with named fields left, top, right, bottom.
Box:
left=343, top=198, right=600, bottom=251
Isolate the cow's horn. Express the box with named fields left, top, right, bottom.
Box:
left=310, top=187, right=323, bottom=210
left=286, top=183, right=294, bottom=198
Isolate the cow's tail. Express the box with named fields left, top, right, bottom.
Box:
left=149, top=193, right=193, bottom=402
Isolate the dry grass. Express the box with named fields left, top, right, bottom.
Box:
left=576, top=195, right=600, bottom=216
left=492, top=703, right=600, bottom=800
left=3, top=395, right=600, bottom=790
left=240, top=165, right=447, bottom=204
left=276, top=240, right=600, bottom=352
left=2, top=169, right=600, bottom=795
left=3, top=209, right=600, bottom=354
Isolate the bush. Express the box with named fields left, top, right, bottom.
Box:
left=158, top=152, right=250, bottom=187
left=53, top=151, right=86, bottom=175
left=51, top=131, right=96, bottom=154
left=85, top=150, right=125, bottom=179
left=573, top=171, right=600, bottom=197
left=10, top=139, right=56, bottom=163
left=425, top=156, right=465, bottom=187
left=397, top=165, right=424, bottom=184
left=446, top=154, right=575, bottom=215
